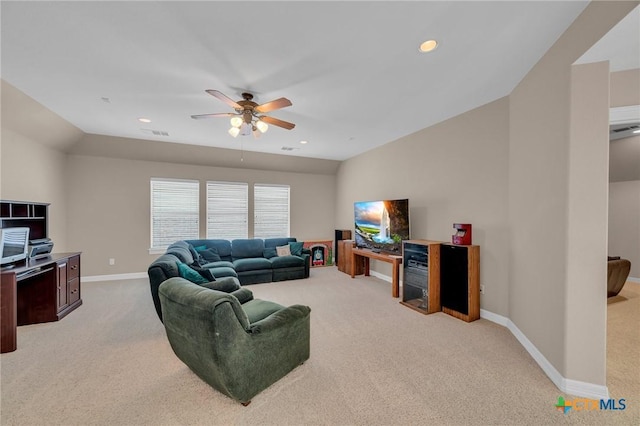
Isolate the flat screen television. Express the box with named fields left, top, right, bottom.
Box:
left=0, top=227, right=30, bottom=267
left=354, top=199, right=409, bottom=254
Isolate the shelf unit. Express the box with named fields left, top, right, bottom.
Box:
left=0, top=200, right=49, bottom=241
left=400, top=240, right=441, bottom=314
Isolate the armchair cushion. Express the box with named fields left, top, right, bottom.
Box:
left=243, top=299, right=286, bottom=324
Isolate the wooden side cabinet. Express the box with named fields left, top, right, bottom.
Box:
left=338, top=240, right=364, bottom=275
left=440, top=244, right=480, bottom=322
left=400, top=240, right=441, bottom=314
left=57, top=254, right=81, bottom=319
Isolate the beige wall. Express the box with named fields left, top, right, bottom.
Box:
left=65, top=154, right=336, bottom=276
left=610, top=69, right=640, bottom=107
left=336, top=97, right=510, bottom=316
left=1, top=129, right=68, bottom=248
left=609, top=181, right=640, bottom=277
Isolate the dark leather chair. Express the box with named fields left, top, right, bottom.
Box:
left=607, top=257, right=631, bottom=297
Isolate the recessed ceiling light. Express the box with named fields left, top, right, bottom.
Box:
left=138, top=117, right=152, bottom=123
left=633, top=129, right=640, bottom=134
left=419, top=39, right=438, bottom=53
left=300, top=140, right=308, bottom=144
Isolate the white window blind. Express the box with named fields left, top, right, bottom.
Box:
left=206, top=181, right=248, bottom=239
left=150, top=178, right=199, bottom=250
left=254, top=184, right=290, bottom=238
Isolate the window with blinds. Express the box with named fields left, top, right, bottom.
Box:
left=254, top=184, right=290, bottom=238
left=206, top=181, right=248, bottom=239
left=150, top=178, right=199, bottom=250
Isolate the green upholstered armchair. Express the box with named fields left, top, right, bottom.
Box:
left=158, top=277, right=311, bottom=405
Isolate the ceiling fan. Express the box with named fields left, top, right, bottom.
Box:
left=191, top=90, right=295, bottom=138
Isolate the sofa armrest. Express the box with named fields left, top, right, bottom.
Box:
left=302, top=253, right=311, bottom=278
left=249, top=304, right=311, bottom=334
left=231, top=288, right=254, bottom=304
left=200, top=276, right=241, bottom=293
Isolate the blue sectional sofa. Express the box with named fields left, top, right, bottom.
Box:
left=148, top=237, right=310, bottom=321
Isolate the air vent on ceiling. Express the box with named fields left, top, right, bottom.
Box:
left=281, top=146, right=299, bottom=151
left=141, top=129, right=169, bottom=137
left=612, top=125, right=639, bottom=133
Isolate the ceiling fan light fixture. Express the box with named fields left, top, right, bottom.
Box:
left=230, top=116, right=243, bottom=128
left=228, top=127, right=240, bottom=138
left=256, top=119, right=268, bottom=133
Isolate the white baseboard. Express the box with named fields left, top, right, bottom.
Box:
left=82, top=272, right=147, bottom=282
left=369, top=273, right=608, bottom=398
left=480, top=309, right=609, bottom=400
left=627, top=276, right=640, bottom=283
left=369, top=270, right=392, bottom=283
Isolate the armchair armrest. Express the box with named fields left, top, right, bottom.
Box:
left=231, top=287, right=254, bottom=304
left=249, top=305, right=311, bottom=334
left=200, top=276, right=240, bottom=293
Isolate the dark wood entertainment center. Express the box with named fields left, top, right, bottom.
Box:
left=0, top=200, right=82, bottom=353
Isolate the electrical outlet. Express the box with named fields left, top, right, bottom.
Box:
left=480, top=285, right=485, bottom=295
left=109, top=258, right=115, bottom=266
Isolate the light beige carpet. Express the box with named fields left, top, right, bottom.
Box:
left=1, top=268, right=638, bottom=425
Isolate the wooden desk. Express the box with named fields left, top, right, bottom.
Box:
left=0, top=253, right=82, bottom=353
left=351, top=248, right=402, bottom=297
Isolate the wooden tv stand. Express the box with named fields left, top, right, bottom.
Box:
left=1, top=253, right=82, bottom=353
left=350, top=247, right=402, bottom=298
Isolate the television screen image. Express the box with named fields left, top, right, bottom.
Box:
left=354, top=199, right=409, bottom=254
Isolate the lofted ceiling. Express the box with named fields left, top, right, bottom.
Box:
left=1, top=2, right=637, bottom=162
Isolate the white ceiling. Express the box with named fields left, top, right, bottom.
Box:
left=1, top=1, right=636, bottom=162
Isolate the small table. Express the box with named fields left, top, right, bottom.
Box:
left=351, top=248, right=402, bottom=297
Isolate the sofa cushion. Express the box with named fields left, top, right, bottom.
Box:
left=233, top=257, right=272, bottom=272
left=242, top=299, right=285, bottom=324
left=177, top=262, right=209, bottom=284
left=202, top=260, right=234, bottom=269
left=276, top=245, right=291, bottom=256
left=288, top=241, right=304, bottom=256
left=232, top=239, right=265, bottom=260
left=270, top=255, right=305, bottom=269
left=208, top=266, right=238, bottom=279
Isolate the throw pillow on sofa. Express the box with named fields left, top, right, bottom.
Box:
left=289, top=242, right=304, bottom=256
left=276, top=245, right=291, bottom=256
left=189, top=264, right=216, bottom=282
left=198, top=247, right=222, bottom=262
left=177, top=262, right=209, bottom=284
left=263, top=247, right=278, bottom=259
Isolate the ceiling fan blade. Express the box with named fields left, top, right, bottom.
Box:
left=255, top=97, right=292, bottom=113
left=260, top=115, right=296, bottom=130
left=191, top=113, right=236, bottom=119
left=205, top=90, right=242, bottom=109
